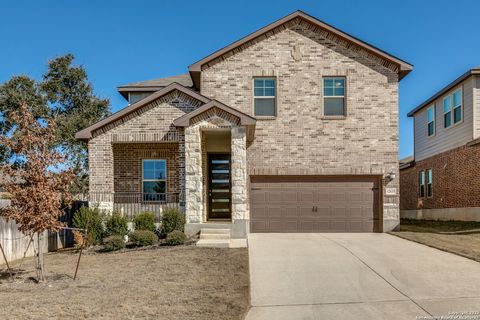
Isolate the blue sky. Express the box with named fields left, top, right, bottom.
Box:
left=1, top=0, right=479, bottom=158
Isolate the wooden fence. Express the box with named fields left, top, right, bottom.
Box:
left=0, top=199, right=83, bottom=265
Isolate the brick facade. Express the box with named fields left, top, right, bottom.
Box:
left=88, top=90, right=203, bottom=197
left=400, top=141, right=480, bottom=210
left=86, top=16, right=404, bottom=231
left=200, top=19, right=400, bottom=228
left=113, top=143, right=179, bottom=196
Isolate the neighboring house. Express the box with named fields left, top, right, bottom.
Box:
left=76, top=10, right=412, bottom=239
left=400, top=67, right=480, bottom=221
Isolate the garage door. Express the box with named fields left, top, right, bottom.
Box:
left=250, top=176, right=380, bottom=233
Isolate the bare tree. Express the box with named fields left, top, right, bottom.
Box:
left=0, top=104, right=74, bottom=281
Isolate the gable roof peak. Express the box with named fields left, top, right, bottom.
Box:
left=188, top=10, right=413, bottom=88
left=76, top=82, right=210, bottom=140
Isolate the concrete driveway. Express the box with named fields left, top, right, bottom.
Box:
left=246, top=233, right=480, bottom=320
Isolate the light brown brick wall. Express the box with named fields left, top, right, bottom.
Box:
left=200, top=19, right=398, bottom=175
left=88, top=91, right=203, bottom=195
left=200, top=18, right=400, bottom=223
left=113, top=143, right=179, bottom=195
left=400, top=142, right=480, bottom=210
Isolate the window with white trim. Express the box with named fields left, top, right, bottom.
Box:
left=419, top=170, right=425, bottom=198
left=427, top=105, right=435, bottom=136
left=443, top=89, right=462, bottom=128
left=426, top=168, right=433, bottom=197
left=443, top=96, right=452, bottom=128
left=453, top=90, right=462, bottom=124
left=253, top=78, right=276, bottom=116
left=142, top=159, right=167, bottom=201
left=323, top=77, right=345, bottom=116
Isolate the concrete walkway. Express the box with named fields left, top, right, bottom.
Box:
left=246, top=233, right=480, bottom=320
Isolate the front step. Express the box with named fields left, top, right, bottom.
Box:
left=200, top=233, right=230, bottom=240
left=196, top=239, right=230, bottom=248
left=200, top=228, right=231, bottom=235
left=197, top=228, right=231, bottom=248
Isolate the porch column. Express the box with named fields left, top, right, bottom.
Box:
left=231, top=126, right=249, bottom=238
left=184, top=126, right=204, bottom=223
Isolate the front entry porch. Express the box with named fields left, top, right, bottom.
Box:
left=173, top=100, right=256, bottom=239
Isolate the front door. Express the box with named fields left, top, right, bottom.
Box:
left=208, top=154, right=231, bottom=220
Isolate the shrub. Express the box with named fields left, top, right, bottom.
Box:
left=129, top=230, right=158, bottom=246
left=103, top=235, right=125, bottom=251
left=104, top=212, right=129, bottom=237
left=72, top=206, right=104, bottom=246
left=166, top=230, right=186, bottom=246
left=133, top=211, right=156, bottom=232
left=160, top=208, right=185, bottom=238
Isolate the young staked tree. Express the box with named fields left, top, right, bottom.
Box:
left=0, top=104, right=75, bottom=281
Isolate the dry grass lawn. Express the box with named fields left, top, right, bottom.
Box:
left=391, top=219, right=480, bottom=262
left=0, top=246, right=249, bottom=320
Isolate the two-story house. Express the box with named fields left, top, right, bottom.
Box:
left=400, top=67, right=480, bottom=221
left=76, top=10, right=413, bottom=243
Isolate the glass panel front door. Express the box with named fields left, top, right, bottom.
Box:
left=208, top=154, right=231, bottom=220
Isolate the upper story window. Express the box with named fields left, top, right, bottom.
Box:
left=419, top=170, right=425, bottom=198
left=427, top=105, right=435, bottom=136
left=142, top=159, right=167, bottom=201
left=453, top=90, right=462, bottom=123
left=443, top=89, right=462, bottom=128
left=443, top=96, right=452, bottom=128
left=253, top=78, right=276, bottom=117
left=426, top=168, right=433, bottom=197
left=323, top=77, right=345, bottom=116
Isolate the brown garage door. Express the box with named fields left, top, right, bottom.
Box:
left=250, top=176, right=381, bottom=233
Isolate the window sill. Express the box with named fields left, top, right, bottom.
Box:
left=255, top=116, right=276, bottom=120
left=321, top=116, right=347, bottom=120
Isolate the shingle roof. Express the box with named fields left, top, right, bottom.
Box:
left=117, top=74, right=194, bottom=99
left=407, top=67, right=480, bottom=117
left=399, top=155, right=414, bottom=170
left=118, top=73, right=193, bottom=88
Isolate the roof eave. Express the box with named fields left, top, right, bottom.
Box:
left=407, top=68, right=480, bottom=117
left=188, top=10, right=413, bottom=84
left=75, top=83, right=211, bottom=140
left=173, top=100, right=256, bottom=127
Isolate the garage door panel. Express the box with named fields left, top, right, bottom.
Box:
left=267, top=207, right=282, bottom=218
left=331, top=192, right=347, bottom=201
left=347, top=207, right=363, bottom=218
left=283, top=191, right=298, bottom=202
left=332, top=207, right=347, bottom=218
left=284, top=206, right=299, bottom=218
left=300, top=220, right=316, bottom=232
left=317, top=206, right=332, bottom=217
left=315, top=192, right=330, bottom=202
left=299, top=206, right=315, bottom=218
left=250, top=220, right=267, bottom=232
left=282, top=220, right=299, bottom=232
left=250, top=176, right=379, bottom=233
left=250, top=191, right=266, bottom=203
left=299, top=191, right=314, bottom=202
left=267, top=191, right=283, bottom=202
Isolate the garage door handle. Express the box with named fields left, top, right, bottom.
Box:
left=251, top=188, right=262, bottom=190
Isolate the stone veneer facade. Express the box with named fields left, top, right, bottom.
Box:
left=86, top=16, right=405, bottom=234
left=184, top=108, right=248, bottom=238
